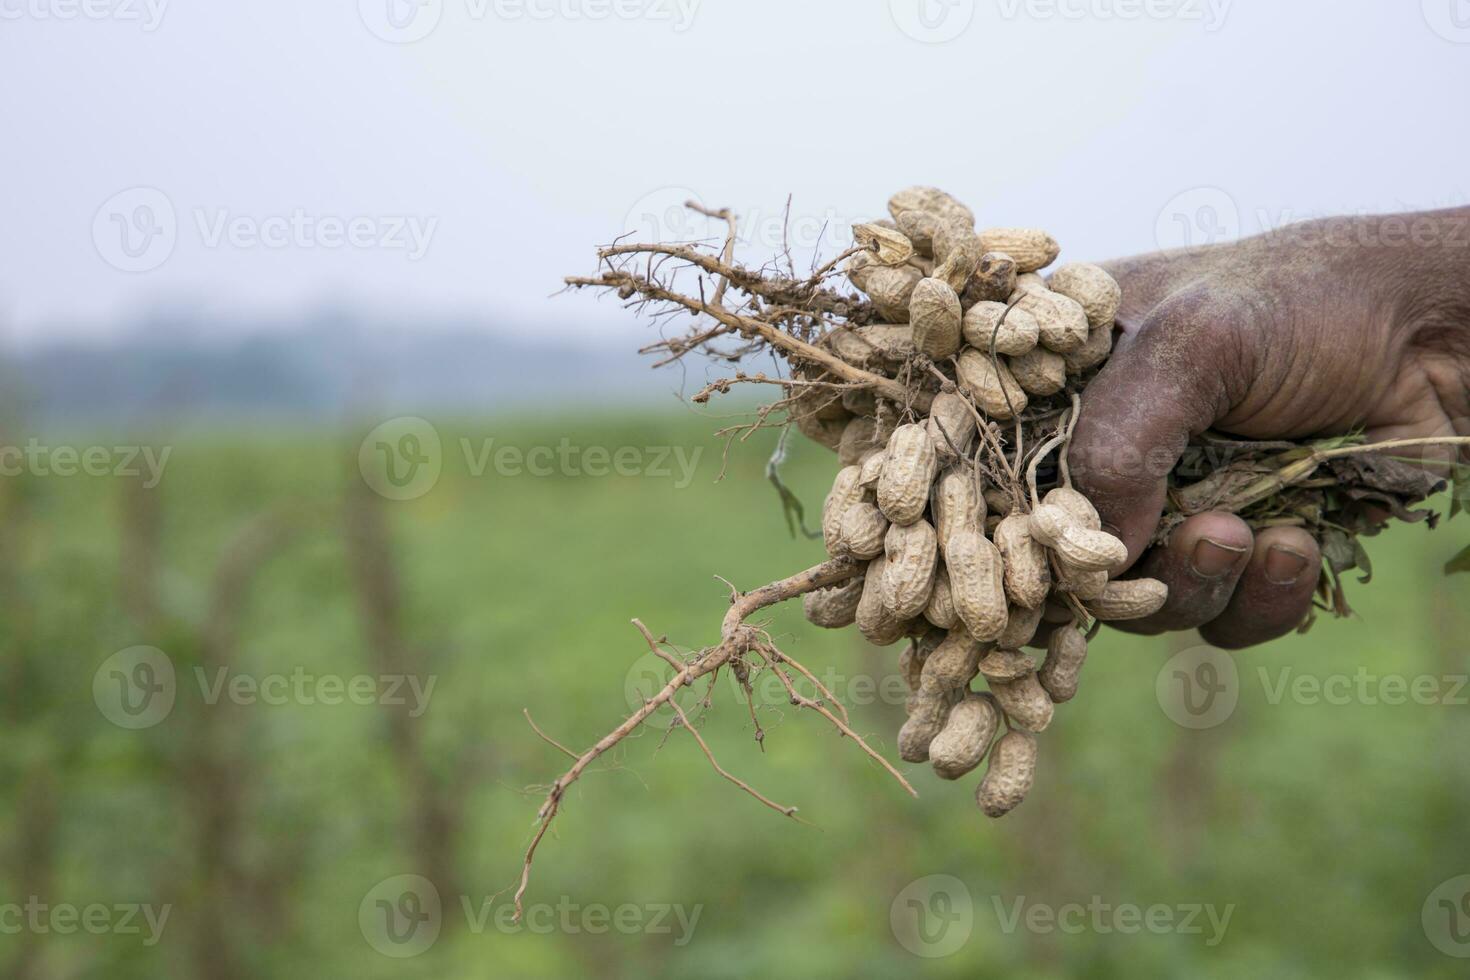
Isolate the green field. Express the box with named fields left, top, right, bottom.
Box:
left=3, top=411, right=1468, bottom=978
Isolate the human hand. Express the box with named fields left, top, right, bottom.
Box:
left=1068, top=208, right=1470, bottom=647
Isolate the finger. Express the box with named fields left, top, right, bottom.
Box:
left=1068, top=283, right=1253, bottom=571
left=1199, top=526, right=1321, bottom=649
left=1107, top=512, right=1253, bottom=635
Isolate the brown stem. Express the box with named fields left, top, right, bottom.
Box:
left=513, top=556, right=862, bottom=920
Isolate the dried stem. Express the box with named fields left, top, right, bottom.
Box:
left=514, top=557, right=863, bottom=920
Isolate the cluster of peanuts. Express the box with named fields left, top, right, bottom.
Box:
left=796, top=187, right=1169, bottom=817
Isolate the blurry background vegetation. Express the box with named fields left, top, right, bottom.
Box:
left=0, top=364, right=1466, bottom=977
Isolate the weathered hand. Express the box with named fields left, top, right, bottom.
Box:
left=1068, top=208, right=1470, bottom=648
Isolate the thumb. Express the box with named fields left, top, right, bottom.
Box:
left=1067, top=283, right=1254, bottom=568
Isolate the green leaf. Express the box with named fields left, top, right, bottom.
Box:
left=1445, top=544, right=1470, bottom=576
left=1450, top=464, right=1469, bottom=520
left=767, top=428, right=821, bottom=541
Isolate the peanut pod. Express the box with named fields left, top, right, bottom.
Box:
left=925, top=392, right=977, bottom=461
left=876, top=424, right=938, bottom=525
left=1085, top=578, right=1169, bottom=621
left=945, top=525, right=1009, bottom=643
left=976, top=730, right=1038, bottom=818
left=1038, top=625, right=1088, bottom=703
left=918, top=629, right=984, bottom=693
left=977, top=647, right=1036, bottom=683
left=929, top=693, right=1001, bottom=780
left=961, top=252, right=1018, bottom=306
left=1009, top=288, right=1088, bottom=354
left=956, top=348, right=1029, bottom=421
left=821, top=465, right=866, bottom=554
left=837, top=501, right=889, bottom=559
left=898, top=688, right=952, bottom=763
left=802, top=576, right=866, bottom=629
left=924, top=566, right=959, bottom=630
left=882, top=519, right=939, bottom=620
left=976, top=227, right=1059, bottom=273
left=988, top=672, right=1054, bottom=733
left=993, top=513, right=1051, bottom=609
left=1047, top=262, right=1121, bottom=328
left=909, top=278, right=963, bottom=360
left=960, top=301, right=1039, bottom=357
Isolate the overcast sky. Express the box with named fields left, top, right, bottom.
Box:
left=2, top=0, right=1467, bottom=344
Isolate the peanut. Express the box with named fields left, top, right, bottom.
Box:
left=887, top=186, right=975, bottom=228
left=852, top=222, right=914, bottom=267
left=1085, top=578, right=1169, bottom=621
left=1007, top=346, right=1067, bottom=397
left=883, top=519, right=939, bottom=620
left=993, top=513, right=1051, bottom=609
left=1063, top=322, right=1115, bottom=375
left=918, top=628, right=984, bottom=693
left=932, top=224, right=983, bottom=294
left=821, top=465, right=866, bottom=554
left=945, top=525, right=1009, bottom=643
left=925, top=392, right=977, bottom=461
left=909, top=278, right=963, bottom=360
left=976, top=228, right=1059, bottom=273
left=794, top=411, right=846, bottom=452
left=802, top=575, right=866, bottom=629
left=961, top=252, right=1018, bottom=306
left=898, top=688, right=951, bottom=763
left=855, top=264, right=922, bottom=321
left=838, top=501, right=889, bottom=559
left=995, top=601, right=1045, bottom=649
left=1038, top=625, right=1088, bottom=703
left=877, top=424, right=938, bottom=525
left=929, top=693, right=1001, bottom=780
left=900, top=629, right=946, bottom=693
left=894, top=210, right=940, bottom=257
left=856, top=555, right=910, bottom=646
left=1029, top=504, right=1127, bottom=573
left=960, top=301, right=1040, bottom=357
left=976, top=730, right=1038, bottom=817
left=1043, top=486, right=1100, bottom=530
left=988, top=672, right=1054, bottom=732
left=977, top=647, right=1036, bottom=683
left=857, top=448, right=888, bottom=489
left=1054, top=564, right=1108, bottom=600
left=1047, top=262, right=1121, bottom=328
left=956, top=348, right=1029, bottom=421
left=838, top=416, right=881, bottom=466
left=1009, top=288, right=1088, bottom=354
left=1014, top=271, right=1048, bottom=294
left=842, top=386, right=879, bottom=417
left=924, top=566, right=959, bottom=630
left=933, top=466, right=985, bottom=557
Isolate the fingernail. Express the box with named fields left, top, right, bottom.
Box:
left=1265, top=545, right=1310, bottom=585
left=1191, top=538, right=1248, bottom=578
